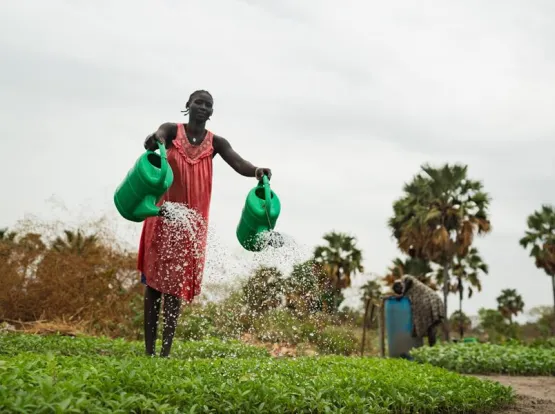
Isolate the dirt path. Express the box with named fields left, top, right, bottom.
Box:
left=473, top=375, right=555, bottom=414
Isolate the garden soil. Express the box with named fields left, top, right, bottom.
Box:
left=473, top=375, right=555, bottom=414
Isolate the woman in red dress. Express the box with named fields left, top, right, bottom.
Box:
left=138, top=90, right=271, bottom=357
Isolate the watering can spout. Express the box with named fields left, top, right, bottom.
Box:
left=262, top=230, right=285, bottom=249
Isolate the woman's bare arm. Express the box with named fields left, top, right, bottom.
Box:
left=144, top=123, right=178, bottom=150
left=213, top=135, right=257, bottom=177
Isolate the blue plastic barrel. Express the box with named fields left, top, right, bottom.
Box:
left=384, top=297, right=422, bottom=358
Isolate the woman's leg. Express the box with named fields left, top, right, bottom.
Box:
left=428, top=326, right=437, bottom=347
left=144, top=285, right=162, bottom=356
left=160, top=293, right=182, bottom=357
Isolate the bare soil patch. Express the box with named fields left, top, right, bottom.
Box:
left=473, top=375, right=555, bottom=414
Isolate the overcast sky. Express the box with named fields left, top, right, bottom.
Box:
left=1, top=0, right=554, bottom=320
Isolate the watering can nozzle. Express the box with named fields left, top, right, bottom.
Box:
left=260, top=230, right=285, bottom=249
left=268, top=232, right=285, bottom=248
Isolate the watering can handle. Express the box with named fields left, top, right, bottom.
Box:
left=262, top=174, right=272, bottom=216
left=156, top=141, right=168, bottom=186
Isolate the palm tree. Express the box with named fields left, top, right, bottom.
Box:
left=449, top=310, right=472, bottom=336
left=496, top=288, right=524, bottom=324
left=388, top=163, right=491, bottom=341
left=438, top=248, right=488, bottom=338
left=520, top=205, right=555, bottom=313
left=359, top=277, right=382, bottom=355
left=360, top=279, right=383, bottom=306
left=382, top=256, right=436, bottom=290
left=52, top=229, right=99, bottom=256
left=314, top=231, right=364, bottom=312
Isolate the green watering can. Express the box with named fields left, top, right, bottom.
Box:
left=114, top=142, right=174, bottom=222
left=236, top=175, right=281, bottom=251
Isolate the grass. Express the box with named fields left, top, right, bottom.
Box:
left=0, top=333, right=514, bottom=413
left=412, top=342, right=555, bottom=376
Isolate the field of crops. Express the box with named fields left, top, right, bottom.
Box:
left=412, top=342, right=555, bottom=376
left=0, top=333, right=514, bottom=413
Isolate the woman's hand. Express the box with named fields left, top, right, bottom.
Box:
left=255, top=167, right=272, bottom=180
left=144, top=132, right=166, bottom=151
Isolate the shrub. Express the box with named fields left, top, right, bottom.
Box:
left=177, top=305, right=218, bottom=341
left=0, top=230, right=142, bottom=338
left=529, top=337, right=555, bottom=349
left=253, top=309, right=315, bottom=345
left=206, top=293, right=253, bottom=339
left=242, top=266, right=285, bottom=313
left=314, top=326, right=359, bottom=356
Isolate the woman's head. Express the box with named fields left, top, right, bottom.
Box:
left=392, top=275, right=414, bottom=296
left=393, top=281, right=404, bottom=295
left=181, top=90, right=213, bottom=123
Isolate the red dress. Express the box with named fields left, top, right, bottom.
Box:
left=137, top=124, right=214, bottom=302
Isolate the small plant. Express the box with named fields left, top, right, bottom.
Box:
left=0, top=333, right=513, bottom=413
left=0, top=332, right=269, bottom=359
left=412, top=342, right=555, bottom=375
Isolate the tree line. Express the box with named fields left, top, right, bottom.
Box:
left=305, top=163, right=555, bottom=341
left=1, top=162, right=554, bottom=342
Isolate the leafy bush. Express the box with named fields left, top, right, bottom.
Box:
left=175, top=293, right=255, bottom=342
left=242, top=266, right=286, bottom=313
left=477, top=308, right=520, bottom=342
left=529, top=337, right=555, bottom=348
left=173, top=296, right=361, bottom=356
left=177, top=305, right=219, bottom=341
left=250, top=310, right=359, bottom=355
left=206, top=293, right=253, bottom=339
left=253, top=309, right=318, bottom=345
left=412, top=342, right=555, bottom=375
left=0, top=334, right=513, bottom=413
left=284, top=260, right=329, bottom=315
left=314, top=326, right=359, bottom=356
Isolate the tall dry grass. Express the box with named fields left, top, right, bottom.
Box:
left=0, top=219, right=143, bottom=338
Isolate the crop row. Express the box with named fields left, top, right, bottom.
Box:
left=412, top=342, right=555, bottom=376
left=0, top=333, right=514, bottom=413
